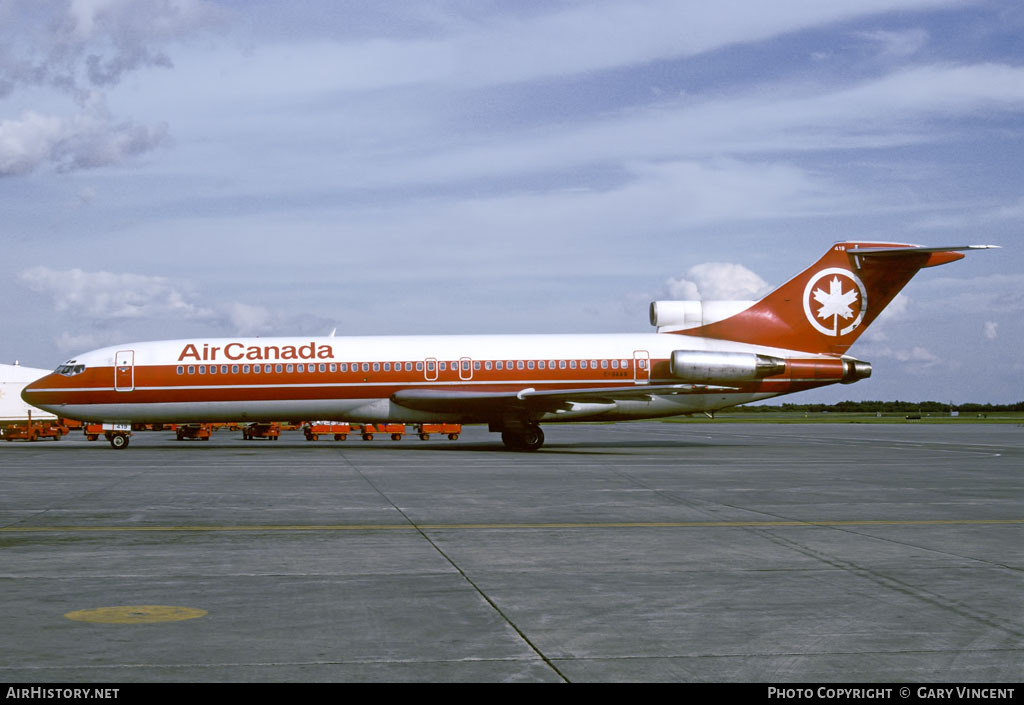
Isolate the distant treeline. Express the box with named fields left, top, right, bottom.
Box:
left=732, top=401, right=1024, bottom=413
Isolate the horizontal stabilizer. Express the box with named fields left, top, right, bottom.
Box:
left=847, top=245, right=1000, bottom=255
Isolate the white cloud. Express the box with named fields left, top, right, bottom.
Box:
left=0, top=112, right=66, bottom=176
left=666, top=262, right=772, bottom=300
left=224, top=302, right=277, bottom=337
left=984, top=320, right=998, bottom=340
left=208, top=0, right=959, bottom=92
left=17, top=266, right=314, bottom=344
left=0, top=100, right=169, bottom=177
left=272, top=62, right=1024, bottom=195
left=20, top=266, right=212, bottom=320
left=856, top=28, right=930, bottom=58
left=860, top=344, right=941, bottom=367
left=0, top=0, right=214, bottom=175
left=54, top=331, right=102, bottom=355
left=0, top=0, right=219, bottom=98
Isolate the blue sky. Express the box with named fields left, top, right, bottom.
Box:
left=1, top=0, right=1021, bottom=403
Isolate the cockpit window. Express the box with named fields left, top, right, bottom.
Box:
left=55, top=363, right=86, bottom=376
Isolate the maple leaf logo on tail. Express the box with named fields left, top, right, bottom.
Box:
left=814, top=276, right=859, bottom=334
left=802, top=268, right=868, bottom=337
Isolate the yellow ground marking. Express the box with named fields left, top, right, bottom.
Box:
left=5, top=519, right=1023, bottom=533
left=64, top=605, right=207, bottom=624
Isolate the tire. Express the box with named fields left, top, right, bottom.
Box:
left=448, top=433, right=459, bottom=441
left=362, top=434, right=373, bottom=441
left=110, top=434, right=129, bottom=449
left=419, top=433, right=429, bottom=441
left=501, top=425, right=544, bottom=451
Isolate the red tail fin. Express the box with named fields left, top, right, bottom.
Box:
left=674, top=242, right=994, bottom=355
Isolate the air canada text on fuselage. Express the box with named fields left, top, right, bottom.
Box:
left=177, top=342, right=335, bottom=362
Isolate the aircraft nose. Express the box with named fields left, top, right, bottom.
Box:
left=21, top=374, right=49, bottom=404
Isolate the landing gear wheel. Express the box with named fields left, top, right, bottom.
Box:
left=501, top=424, right=544, bottom=451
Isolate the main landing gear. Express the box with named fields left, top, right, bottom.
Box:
left=500, top=424, right=545, bottom=452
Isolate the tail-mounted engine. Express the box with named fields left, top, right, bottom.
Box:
left=669, top=350, right=786, bottom=383
left=650, top=300, right=756, bottom=333
left=669, top=350, right=872, bottom=386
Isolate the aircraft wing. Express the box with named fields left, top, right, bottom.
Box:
left=391, top=384, right=733, bottom=415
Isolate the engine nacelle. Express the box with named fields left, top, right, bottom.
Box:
left=841, top=357, right=872, bottom=384
left=669, top=350, right=786, bottom=383
left=650, top=300, right=756, bottom=332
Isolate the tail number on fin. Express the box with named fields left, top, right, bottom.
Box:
left=802, top=268, right=868, bottom=337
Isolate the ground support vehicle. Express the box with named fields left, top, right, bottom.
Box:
left=83, top=423, right=132, bottom=448
left=1, top=418, right=67, bottom=442
left=353, top=423, right=406, bottom=441
left=242, top=422, right=281, bottom=440
left=175, top=423, right=212, bottom=441
left=415, top=423, right=462, bottom=441
left=303, top=422, right=351, bottom=441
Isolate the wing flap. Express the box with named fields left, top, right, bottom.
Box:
left=391, top=384, right=734, bottom=415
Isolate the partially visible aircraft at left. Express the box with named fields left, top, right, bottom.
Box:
left=22, top=241, right=996, bottom=450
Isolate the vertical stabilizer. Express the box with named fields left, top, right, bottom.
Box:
left=673, top=242, right=996, bottom=355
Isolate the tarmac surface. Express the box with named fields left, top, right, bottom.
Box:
left=1, top=422, right=1021, bottom=683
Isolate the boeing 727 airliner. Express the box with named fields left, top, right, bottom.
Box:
left=22, top=242, right=995, bottom=449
